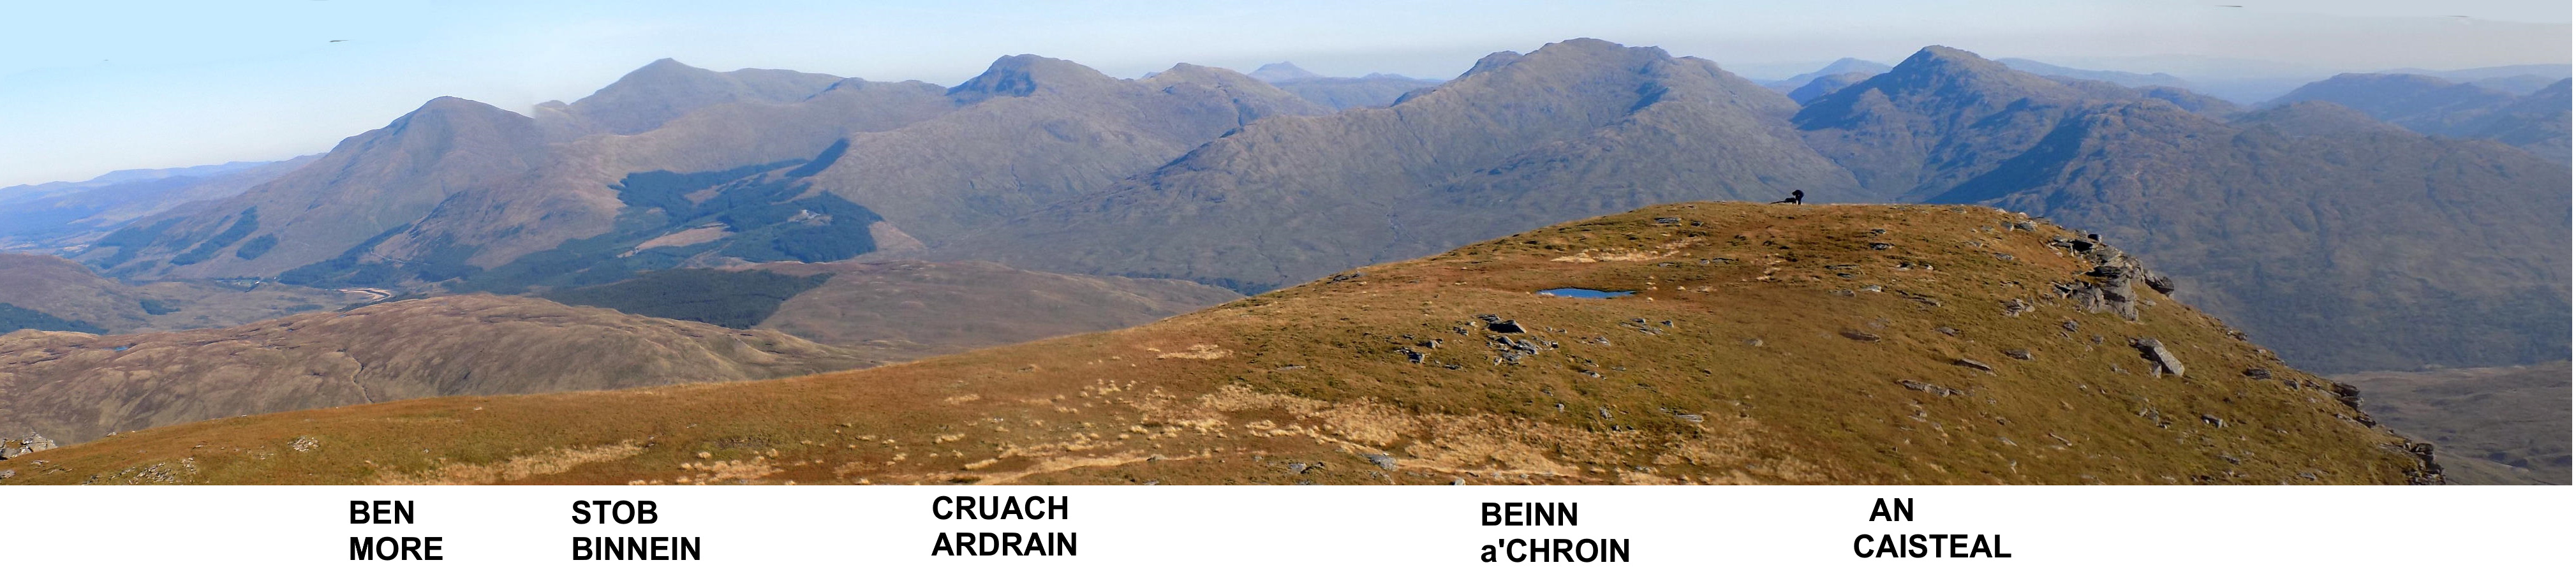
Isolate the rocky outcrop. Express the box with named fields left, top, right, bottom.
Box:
left=2404, top=442, right=2446, bottom=485
left=2050, top=235, right=2168, bottom=321
left=0, top=433, right=55, bottom=459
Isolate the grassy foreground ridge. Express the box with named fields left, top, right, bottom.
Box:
left=0, top=202, right=2432, bottom=485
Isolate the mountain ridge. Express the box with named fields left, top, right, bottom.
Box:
left=954, top=38, right=1854, bottom=292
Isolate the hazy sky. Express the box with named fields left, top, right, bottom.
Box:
left=2, top=0, right=2566, bottom=187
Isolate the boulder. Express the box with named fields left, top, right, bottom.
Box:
left=4, top=434, right=57, bottom=459
left=2132, top=338, right=2186, bottom=377
left=2144, top=272, right=2178, bottom=295
left=2330, top=382, right=2364, bottom=409
left=1895, top=379, right=1966, bottom=397
left=2061, top=265, right=2142, bottom=320
left=1365, top=453, right=1398, bottom=471
left=1999, top=298, right=2033, bottom=317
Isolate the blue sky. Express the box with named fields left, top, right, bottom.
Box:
left=1, top=0, right=2566, bottom=187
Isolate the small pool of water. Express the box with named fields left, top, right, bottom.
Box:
left=1538, top=288, right=1635, bottom=299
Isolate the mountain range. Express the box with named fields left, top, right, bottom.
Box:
left=1246, top=62, right=1443, bottom=110
left=2265, top=73, right=2571, bottom=159
left=960, top=39, right=1854, bottom=293
left=1764, top=57, right=1890, bottom=94
left=43, top=39, right=2572, bottom=375
left=4, top=38, right=2564, bottom=483
left=0, top=156, right=316, bottom=255
left=0, top=203, right=2439, bottom=484
left=1996, top=58, right=2191, bottom=90
left=1795, top=47, right=2569, bottom=372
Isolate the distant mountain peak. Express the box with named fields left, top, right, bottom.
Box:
left=639, top=57, right=699, bottom=71
left=1460, top=38, right=1668, bottom=80
left=1145, top=63, right=1273, bottom=88
left=552, top=58, right=841, bottom=135
left=1830, top=45, right=2079, bottom=105
left=1529, top=37, right=1666, bottom=63
left=1902, top=45, right=2008, bottom=73
left=949, top=54, right=1119, bottom=103
left=1462, top=50, right=1525, bottom=77
left=606, top=57, right=724, bottom=87
left=1763, top=58, right=1894, bottom=93
left=1817, top=57, right=1891, bottom=75
left=409, top=96, right=527, bottom=122
left=1248, top=62, right=1321, bottom=82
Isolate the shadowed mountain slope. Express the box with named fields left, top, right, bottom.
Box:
left=1787, top=71, right=1875, bottom=105
left=87, top=60, right=965, bottom=288
left=0, top=203, right=2434, bottom=485
left=320, top=56, right=1333, bottom=293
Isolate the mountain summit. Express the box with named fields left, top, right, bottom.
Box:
left=1245, top=61, right=1439, bottom=109
left=1248, top=61, right=1324, bottom=82
left=1766, top=57, right=1891, bottom=92
left=543, top=58, right=844, bottom=135
left=89, top=96, right=547, bottom=279
left=947, top=54, right=1125, bottom=103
